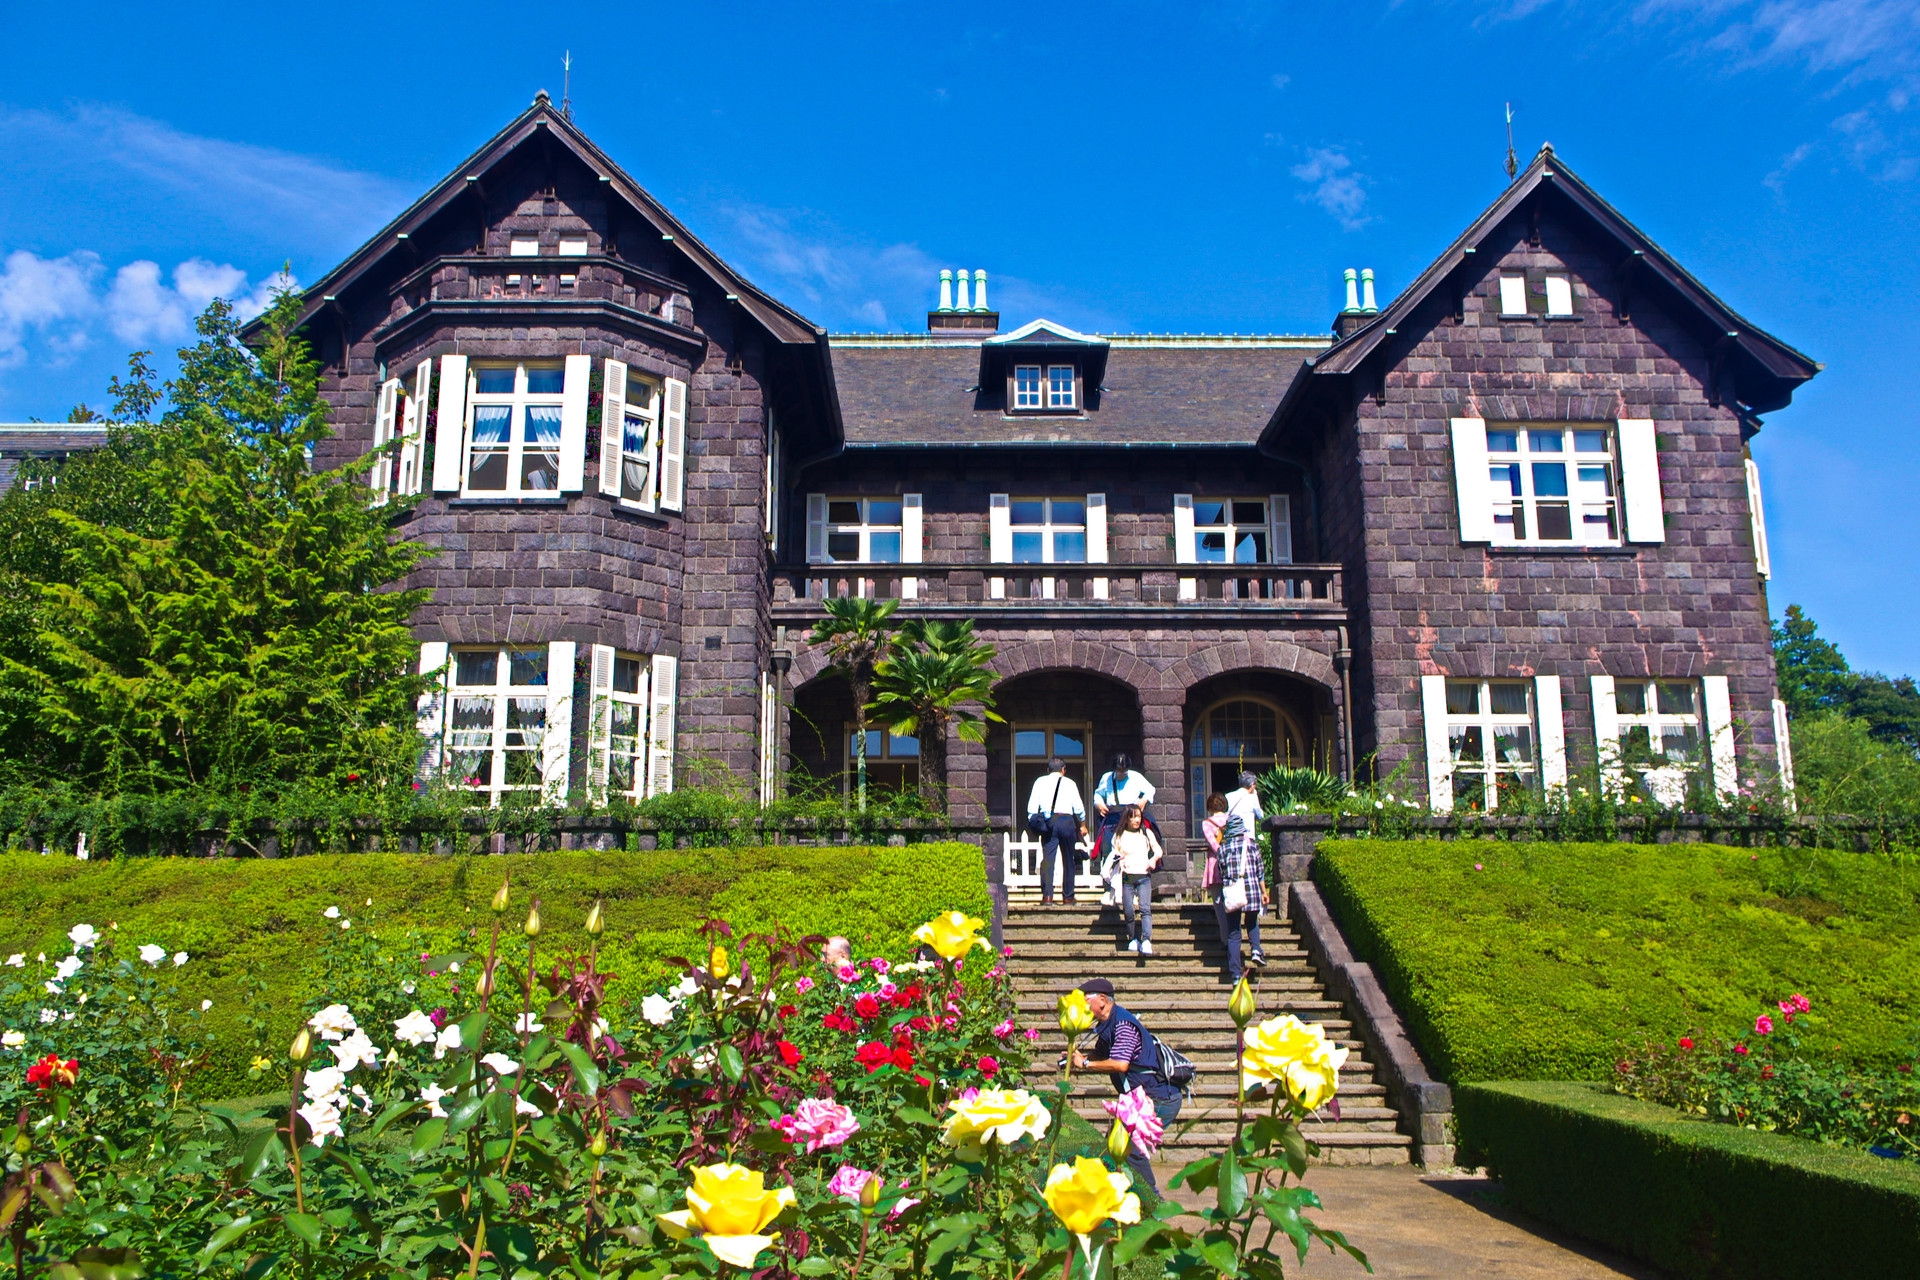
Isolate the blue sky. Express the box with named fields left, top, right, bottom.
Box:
left=2, top=1, right=1916, bottom=672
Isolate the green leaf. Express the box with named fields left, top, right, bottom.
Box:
left=1116, top=1221, right=1179, bottom=1264
left=1279, top=1122, right=1309, bottom=1177
left=717, top=1045, right=746, bottom=1082
left=554, top=1039, right=603, bottom=1097
left=1169, top=1156, right=1218, bottom=1191
left=233, top=1130, right=284, bottom=1183
left=479, top=1176, right=512, bottom=1209
left=366, top=1098, right=422, bottom=1140
left=281, top=1213, right=325, bottom=1247
left=455, top=1009, right=487, bottom=1052
left=1216, top=1142, right=1248, bottom=1218
left=1196, top=1233, right=1241, bottom=1272
left=1242, top=1114, right=1286, bottom=1154
left=894, top=1105, right=938, bottom=1126
left=197, top=1216, right=256, bottom=1270
left=409, top=1116, right=448, bottom=1157
left=445, top=1090, right=489, bottom=1133
left=925, top=1229, right=973, bottom=1268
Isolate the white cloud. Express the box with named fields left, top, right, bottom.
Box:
left=103, top=258, right=295, bottom=345
left=0, top=250, right=104, bottom=368
left=1270, top=73, right=1292, bottom=90
left=1291, top=147, right=1372, bottom=230
left=1763, top=140, right=1815, bottom=192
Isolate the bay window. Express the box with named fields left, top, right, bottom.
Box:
left=464, top=363, right=565, bottom=496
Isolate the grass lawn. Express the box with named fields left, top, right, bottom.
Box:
left=1314, top=838, right=1920, bottom=1080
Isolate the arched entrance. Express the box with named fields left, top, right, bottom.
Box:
left=985, top=670, right=1143, bottom=829
left=788, top=671, right=920, bottom=799
left=1182, top=671, right=1338, bottom=826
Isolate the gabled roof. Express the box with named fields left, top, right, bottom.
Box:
left=1265, top=146, right=1821, bottom=440
left=283, top=93, right=822, bottom=347
left=984, top=319, right=1107, bottom=348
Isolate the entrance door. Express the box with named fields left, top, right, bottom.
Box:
left=1012, top=724, right=1089, bottom=816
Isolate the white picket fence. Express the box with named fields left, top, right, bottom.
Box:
left=1001, top=830, right=1105, bottom=892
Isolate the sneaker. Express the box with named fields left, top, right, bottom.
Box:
left=1248, top=949, right=1267, bottom=968
left=1140, top=939, right=1154, bottom=956
left=1126, top=939, right=1139, bottom=953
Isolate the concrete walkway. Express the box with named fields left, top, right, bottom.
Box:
left=1151, top=1164, right=1662, bottom=1279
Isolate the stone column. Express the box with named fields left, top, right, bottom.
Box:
left=1140, top=688, right=1189, bottom=885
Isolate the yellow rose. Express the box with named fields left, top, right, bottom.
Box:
left=709, top=945, right=732, bottom=980
left=1239, top=1014, right=1348, bottom=1109
left=913, top=911, right=990, bottom=962
left=656, top=1163, right=795, bottom=1268
left=940, top=1088, right=1051, bottom=1160
left=1043, top=1157, right=1142, bottom=1237
left=1057, top=989, right=1095, bottom=1036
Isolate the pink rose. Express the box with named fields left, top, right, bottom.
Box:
left=1024, top=1028, right=1041, bottom=1041
left=979, top=1055, right=999, bottom=1076
left=1792, top=993, right=1810, bottom=1012
left=1755, top=1015, right=1774, bottom=1036
left=795, top=975, right=815, bottom=993
left=991, top=1018, right=1015, bottom=1039
left=773, top=1098, right=861, bottom=1153
left=1104, top=1085, right=1167, bottom=1158
left=836, top=965, right=860, bottom=983
left=1734, top=1043, right=1750, bottom=1055
left=827, top=1164, right=874, bottom=1199
left=1778, top=1000, right=1794, bottom=1015
left=870, top=957, right=890, bottom=975
left=877, top=981, right=898, bottom=1000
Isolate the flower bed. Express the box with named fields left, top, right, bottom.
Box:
left=1455, top=1080, right=1920, bottom=1278
left=0, top=893, right=1372, bottom=1278
left=0, top=845, right=989, bottom=1096
left=1313, top=838, right=1920, bottom=1079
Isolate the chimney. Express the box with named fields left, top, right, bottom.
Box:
left=927, top=267, right=1000, bottom=334
left=1333, top=267, right=1370, bottom=339
left=1361, top=268, right=1379, bottom=313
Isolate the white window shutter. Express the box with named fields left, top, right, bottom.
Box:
left=415, top=642, right=450, bottom=780
left=1086, top=492, right=1109, bottom=600
left=557, top=354, right=591, bottom=492
left=599, top=359, right=628, bottom=498
left=1268, top=493, right=1293, bottom=564
left=432, top=354, right=468, bottom=493
left=1617, top=419, right=1666, bottom=543
left=1702, top=675, right=1737, bottom=801
left=542, top=641, right=577, bottom=800
left=1745, top=457, right=1771, bottom=579
left=647, top=654, right=678, bottom=797
left=1420, top=674, right=1453, bottom=814
left=370, top=379, right=399, bottom=503
left=806, top=493, right=828, bottom=563
left=765, top=417, right=781, bottom=550
left=1450, top=418, right=1493, bottom=543
left=659, top=376, right=688, bottom=512
left=1772, top=697, right=1796, bottom=808
left=1590, top=675, right=1621, bottom=791
left=401, top=360, right=433, bottom=495
left=1535, top=675, right=1567, bottom=794
left=1173, top=493, right=1197, bottom=601
left=900, top=492, right=923, bottom=599
left=989, top=493, right=1011, bottom=600
left=587, top=643, right=616, bottom=803
left=759, top=671, right=778, bottom=806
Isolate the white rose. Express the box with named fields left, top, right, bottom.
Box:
left=137, top=944, right=165, bottom=967
left=296, top=1098, right=344, bottom=1147
left=172, top=952, right=188, bottom=967
left=641, top=994, right=678, bottom=1026
left=66, top=924, right=99, bottom=951
left=513, top=1013, right=543, bottom=1034
left=433, top=1023, right=463, bottom=1060
left=420, top=1083, right=452, bottom=1118
left=322, top=907, right=340, bottom=920
left=308, top=1004, right=358, bottom=1041
left=392, top=1010, right=438, bottom=1047
left=331, top=1030, right=381, bottom=1073
left=52, top=957, right=83, bottom=983
left=480, top=1052, right=519, bottom=1076
left=1, top=1030, right=24, bottom=1049
left=5, top=955, right=22, bottom=968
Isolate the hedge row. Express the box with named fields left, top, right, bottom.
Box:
left=1455, top=1081, right=1920, bottom=1278
left=1313, top=838, right=1920, bottom=1079
left=0, top=844, right=989, bottom=1097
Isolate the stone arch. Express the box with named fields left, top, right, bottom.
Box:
left=986, top=639, right=1163, bottom=695
left=1162, top=640, right=1338, bottom=694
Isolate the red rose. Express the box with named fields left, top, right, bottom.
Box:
left=822, top=1008, right=856, bottom=1033
left=903, top=983, right=924, bottom=1001
left=1734, top=1044, right=1749, bottom=1056
left=778, top=1004, right=797, bottom=1019
left=854, top=1041, right=892, bottom=1072
left=1678, top=1037, right=1694, bottom=1051
left=1760, top=1065, right=1776, bottom=1080
left=777, top=1040, right=802, bottom=1067
left=909, top=1016, right=932, bottom=1032
left=854, top=994, right=882, bottom=1020
left=979, top=1055, right=999, bottom=1076
left=891, top=990, right=913, bottom=1008
left=892, top=1028, right=915, bottom=1050
left=26, top=1054, right=77, bottom=1091
left=913, top=1074, right=932, bottom=1087
left=891, top=1045, right=916, bottom=1071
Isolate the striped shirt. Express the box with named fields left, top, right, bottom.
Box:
left=1106, top=1018, right=1144, bottom=1064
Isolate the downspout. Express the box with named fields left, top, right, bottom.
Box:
left=1335, top=625, right=1355, bottom=784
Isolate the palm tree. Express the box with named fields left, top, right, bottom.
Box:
left=808, top=596, right=900, bottom=811
left=870, top=620, right=1002, bottom=813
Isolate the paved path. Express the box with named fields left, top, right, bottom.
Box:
left=1150, top=1164, right=1661, bottom=1279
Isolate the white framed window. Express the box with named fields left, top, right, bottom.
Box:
left=1487, top=426, right=1619, bottom=546
left=1615, top=679, right=1702, bottom=767
left=1047, top=365, right=1076, bottom=409
left=604, top=653, right=651, bottom=800
left=1013, top=724, right=1089, bottom=817
left=464, top=363, right=566, bottom=496
left=1499, top=275, right=1528, bottom=316
left=1544, top=275, right=1574, bottom=317
left=508, top=235, right=540, bottom=257
left=1192, top=498, right=1278, bottom=563
left=557, top=235, right=589, bottom=256
left=824, top=498, right=903, bottom=564
left=846, top=727, right=918, bottom=796
left=1189, top=698, right=1309, bottom=824
left=1009, top=497, right=1087, bottom=563
left=1442, top=679, right=1536, bottom=811
left=446, top=648, right=550, bottom=803
left=1013, top=365, right=1044, bottom=409
left=617, top=377, right=660, bottom=507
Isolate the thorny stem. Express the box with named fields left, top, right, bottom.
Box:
left=287, top=1064, right=307, bottom=1217
left=848, top=1212, right=872, bottom=1280
left=463, top=916, right=504, bottom=1280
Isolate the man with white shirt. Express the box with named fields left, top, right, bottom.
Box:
left=1092, top=753, right=1157, bottom=903
left=1025, top=757, right=1087, bottom=905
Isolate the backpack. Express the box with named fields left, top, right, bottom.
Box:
left=1151, top=1034, right=1198, bottom=1093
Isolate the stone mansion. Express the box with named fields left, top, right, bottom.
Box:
left=275, top=93, right=1815, bottom=838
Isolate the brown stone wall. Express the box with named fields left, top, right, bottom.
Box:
left=1342, top=206, right=1781, bottom=793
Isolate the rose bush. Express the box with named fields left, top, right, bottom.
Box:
left=0, top=891, right=1365, bottom=1278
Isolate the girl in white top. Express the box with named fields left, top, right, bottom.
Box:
left=1113, top=805, right=1165, bottom=954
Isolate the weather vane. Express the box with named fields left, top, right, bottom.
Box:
left=1505, top=103, right=1518, bottom=181
left=562, top=51, right=574, bottom=122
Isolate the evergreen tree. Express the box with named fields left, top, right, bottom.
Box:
left=0, top=296, right=434, bottom=792
left=1772, top=604, right=1920, bottom=754
left=807, top=596, right=898, bottom=811
left=869, top=619, right=1001, bottom=813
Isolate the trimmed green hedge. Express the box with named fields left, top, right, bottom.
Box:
left=1314, top=838, right=1920, bottom=1080
left=1456, top=1080, right=1920, bottom=1278
left=0, top=844, right=988, bottom=1096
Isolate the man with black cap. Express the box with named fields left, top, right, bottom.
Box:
left=1068, top=977, right=1183, bottom=1192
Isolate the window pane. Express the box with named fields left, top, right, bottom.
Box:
left=521, top=407, right=563, bottom=490
left=610, top=757, right=635, bottom=793
left=1196, top=532, right=1228, bottom=563
left=508, top=650, right=548, bottom=686
left=450, top=696, right=494, bottom=739
left=887, top=731, right=919, bottom=757
left=1532, top=462, right=1569, bottom=497
left=1233, top=531, right=1267, bottom=564
left=1490, top=464, right=1520, bottom=499
left=1014, top=729, right=1048, bottom=756
left=1528, top=430, right=1565, bottom=453
left=1535, top=503, right=1573, bottom=540
left=1052, top=531, right=1087, bottom=563
left=1620, top=725, right=1652, bottom=758
left=1662, top=725, right=1700, bottom=762
left=1009, top=500, right=1047, bottom=525
left=613, top=656, right=642, bottom=695
left=868, top=532, right=901, bottom=563
left=1493, top=726, right=1533, bottom=765
left=867, top=500, right=902, bottom=527
left=1192, top=501, right=1227, bottom=526
left=1053, top=729, right=1084, bottom=757
left=1231, top=500, right=1267, bottom=525
left=826, top=531, right=858, bottom=562
left=454, top=651, right=498, bottom=687
left=827, top=500, right=861, bottom=524
left=525, top=367, right=565, bottom=395
left=1576, top=465, right=1613, bottom=497
left=1453, top=771, right=1488, bottom=811
left=852, top=730, right=883, bottom=756
left=611, top=700, right=640, bottom=739
left=1449, top=725, right=1484, bottom=763
left=1445, top=682, right=1479, bottom=715
left=1011, top=531, right=1044, bottom=563
left=1486, top=430, right=1519, bottom=453
left=1657, top=682, right=1698, bottom=715
left=1574, top=430, right=1608, bottom=453
left=1052, top=500, right=1086, bottom=526
left=505, top=697, right=546, bottom=731
left=474, top=369, right=515, bottom=395
left=471, top=406, right=512, bottom=444
left=1489, top=682, right=1530, bottom=716
left=1615, top=683, right=1648, bottom=715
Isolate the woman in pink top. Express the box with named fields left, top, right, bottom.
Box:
left=1200, top=792, right=1229, bottom=889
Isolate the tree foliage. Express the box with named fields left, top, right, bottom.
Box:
left=1773, top=605, right=1920, bottom=754
left=806, top=596, right=899, bottom=811
left=870, top=619, right=1002, bottom=812
left=0, top=295, right=433, bottom=793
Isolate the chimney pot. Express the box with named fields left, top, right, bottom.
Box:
left=1361, top=268, right=1378, bottom=313
left=973, top=269, right=988, bottom=312
left=1342, top=268, right=1360, bottom=314
left=954, top=268, right=971, bottom=311
left=938, top=269, right=954, bottom=312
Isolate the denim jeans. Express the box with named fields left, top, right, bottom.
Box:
left=1214, top=885, right=1264, bottom=981
left=1039, top=814, right=1080, bottom=900
left=1123, top=1092, right=1183, bottom=1192
left=1122, top=873, right=1154, bottom=940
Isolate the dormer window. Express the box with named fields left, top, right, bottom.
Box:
left=1047, top=365, right=1076, bottom=409
left=558, top=235, right=589, bottom=256
left=509, top=235, right=540, bottom=257
left=1014, top=366, right=1043, bottom=409
left=1012, top=363, right=1077, bottom=411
